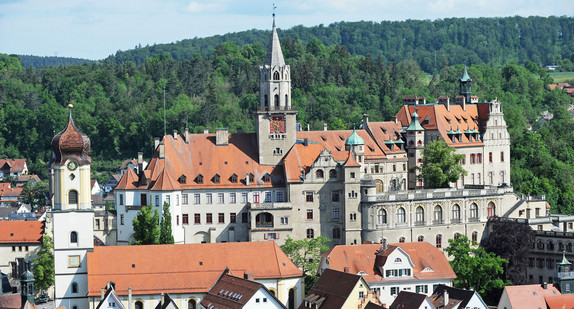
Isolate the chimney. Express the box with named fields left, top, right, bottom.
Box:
left=362, top=114, right=369, bottom=128
left=185, top=127, right=189, bottom=143
left=245, top=173, right=250, bottom=186
left=392, top=116, right=397, bottom=124
left=154, top=137, right=160, bottom=150
left=323, top=123, right=328, bottom=131
left=204, top=128, right=209, bottom=134
left=160, top=293, right=165, bottom=305
left=101, top=287, right=105, bottom=300
left=304, top=138, right=308, bottom=146
left=444, top=290, right=449, bottom=305
left=344, top=267, right=349, bottom=273
left=128, top=287, right=132, bottom=309
left=543, top=282, right=548, bottom=289
left=173, top=130, right=177, bottom=140
left=137, top=152, right=143, bottom=174
left=244, top=273, right=254, bottom=281
left=216, top=128, right=229, bottom=146
left=158, top=143, right=165, bottom=159
left=307, top=123, right=310, bottom=131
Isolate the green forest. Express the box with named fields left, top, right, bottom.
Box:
left=1, top=16, right=574, bottom=213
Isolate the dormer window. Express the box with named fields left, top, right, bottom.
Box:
left=230, top=174, right=238, bottom=183
left=263, top=174, right=271, bottom=183
left=195, top=174, right=204, bottom=184
left=178, top=175, right=186, bottom=184
left=212, top=174, right=220, bottom=184
left=248, top=173, right=255, bottom=183
left=394, top=258, right=402, bottom=263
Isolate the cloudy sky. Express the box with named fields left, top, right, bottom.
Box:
left=1, top=0, right=572, bottom=60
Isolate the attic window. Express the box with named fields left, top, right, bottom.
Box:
left=422, top=267, right=434, bottom=272
left=381, top=128, right=387, bottom=133
left=394, top=258, right=402, bottom=263
left=368, top=146, right=375, bottom=152
left=321, top=136, right=327, bottom=142
left=230, top=174, right=238, bottom=183
left=263, top=174, right=271, bottom=182
left=249, top=174, right=254, bottom=183
left=178, top=175, right=187, bottom=184
left=212, top=174, right=220, bottom=184
left=195, top=175, right=204, bottom=184
left=339, top=135, right=345, bottom=141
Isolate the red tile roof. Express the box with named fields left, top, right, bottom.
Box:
left=300, top=269, right=363, bottom=309
left=502, top=284, right=560, bottom=309
left=364, top=121, right=407, bottom=156
left=0, top=221, right=43, bottom=243
left=298, top=129, right=387, bottom=161
left=321, top=242, right=456, bottom=284
left=283, top=143, right=325, bottom=183
left=0, top=159, right=27, bottom=173
left=545, top=294, right=574, bottom=308
left=87, top=241, right=303, bottom=297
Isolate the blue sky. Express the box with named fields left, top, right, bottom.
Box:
left=1, top=0, right=573, bottom=60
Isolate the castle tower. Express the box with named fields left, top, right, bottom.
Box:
left=554, top=252, right=574, bottom=294
left=405, top=110, right=425, bottom=189
left=482, top=99, right=511, bottom=186
left=50, top=105, right=93, bottom=309
left=256, top=15, right=297, bottom=165
left=345, top=128, right=365, bottom=166
left=20, top=261, right=34, bottom=305
left=459, top=65, right=472, bottom=104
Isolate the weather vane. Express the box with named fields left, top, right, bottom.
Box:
left=273, top=3, right=277, bottom=18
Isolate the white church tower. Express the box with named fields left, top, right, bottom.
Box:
left=256, top=14, right=297, bottom=165
left=50, top=105, right=93, bottom=309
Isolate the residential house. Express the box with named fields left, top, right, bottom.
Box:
left=0, top=221, right=43, bottom=290
left=104, top=174, right=122, bottom=194
left=0, top=183, right=22, bottom=206
left=318, top=242, right=456, bottom=307
left=389, top=291, right=434, bottom=309
left=497, top=283, right=560, bottom=309
left=429, top=284, right=487, bottom=309
left=300, top=269, right=382, bottom=309
left=0, top=159, right=28, bottom=179
left=120, top=158, right=147, bottom=175
left=95, top=284, right=125, bottom=309
left=200, top=269, right=286, bottom=309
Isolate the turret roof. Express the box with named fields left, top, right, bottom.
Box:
left=345, top=128, right=364, bottom=146
left=460, top=65, right=472, bottom=82
left=264, top=18, right=285, bottom=67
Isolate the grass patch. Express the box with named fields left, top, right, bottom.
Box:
left=549, top=72, right=574, bottom=83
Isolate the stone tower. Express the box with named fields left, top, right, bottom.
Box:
left=50, top=105, right=93, bottom=309
left=459, top=65, right=472, bottom=104
left=405, top=110, right=425, bottom=189
left=256, top=15, right=297, bottom=165
left=20, top=261, right=34, bottom=305
left=554, top=252, right=574, bottom=294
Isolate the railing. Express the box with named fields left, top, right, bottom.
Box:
left=556, top=271, right=574, bottom=279
left=372, top=186, right=513, bottom=202
left=255, top=222, right=274, bottom=228
left=248, top=202, right=291, bottom=209
left=257, top=106, right=298, bottom=112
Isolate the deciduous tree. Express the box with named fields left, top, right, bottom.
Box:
left=280, top=236, right=330, bottom=293
left=159, top=202, right=174, bottom=244
left=419, top=140, right=467, bottom=188
left=33, top=235, right=54, bottom=294
left=132, top=205, right=160, bottom=245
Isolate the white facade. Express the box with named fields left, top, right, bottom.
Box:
left=242, top=288, right=285, bottom=309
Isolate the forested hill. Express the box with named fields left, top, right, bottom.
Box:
left=108, top=16, right=574, bottom=72
left=17, top=55, right=94, bottom=69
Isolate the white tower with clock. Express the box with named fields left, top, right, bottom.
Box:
left=50, top=105, right=93, bottom=309
left=256, top=15, right=297, bottom=165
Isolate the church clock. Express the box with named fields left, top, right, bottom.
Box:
left=67, top=160, right=78, bottom=171
left=270, top=116, right=285, bottom=133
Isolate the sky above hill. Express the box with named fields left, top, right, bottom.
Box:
left=1, top=0, right=573, bottom=60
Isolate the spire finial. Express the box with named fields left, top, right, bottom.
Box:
left=272, top=4, right=277, bottom=27
left=67, top=104, right=73, bottom=119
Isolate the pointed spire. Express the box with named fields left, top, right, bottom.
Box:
left=460, top=65, right=472, bottom=82
left=265, top=9, right=285, bottom=67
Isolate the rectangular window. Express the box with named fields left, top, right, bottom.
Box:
left=166, top=195, right=171, bottom=206
left=359, top=291, right=364, bottom=299
left=277, top=191, right=284, bottom=202
left=253, top=192, right=260, bottom=203
left=182, top=214, right=189, bottom=224
left=470, top=154, right=475, bottom=164
left=155, top=195, right=160, bottom=206
left=242, top=212, right=248, bottom=223
left=415, top=285, right=428, bottom=294
left=307, top=209, right=313, bottom=220
left=462, top=155, right=466, bottom=165
left=333, top=209, right=339, bottom=220
left=391, top=287, right=399, bottom=295
left=120, top=214, right=124, bottom=225
left=206, top=193, right=212, bottom=204
left=194, top=194, right=200, bottom=204
left=182, top=194, right=188, bottom=205
left=350, top=172, right=356, bottom=178
left=332, top=191, right=340, bottom=202
left=95, top=219, right=100, bottom=230
left=242, top=193, right=248, bottom=203
left=264, top=233, right=279, bottom=240
left=264, top=192, right=272, bottom=202
left=230, top=213, right=236, bottom=223
left=230, top=193, right=236, bottom=203
left=206, top=213, right=212, bottom=224
left=218, top=213, right=224, bottom=224
left=176, top=215, right=179, bottom=225
left=501, top=151, right=504, bottom=162
left=489, top=152, right=493, bottom=163
left=218, top=193, right=224, bottom=204
left=119, top=194, right=124, bottom=206
left=281, top=217, right=289, bottom=224
left=194, top=214, right=201, bottom=224
left=305, top=192, right=314, bottom=202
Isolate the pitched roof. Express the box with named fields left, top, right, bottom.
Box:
left=364, top=121, right=407, bottom=156
left=0, top=159, right=27, bottom=173
left=298, top=129, right=387, bottom=161
left=501, top=284, right=560, bottom=309
left=430, top=284, right=477, bottom=308
left=545, top=294, right=574, bottom=309
left=87, top=241, right=302, bottom=297
left=300, top=269, right=364, bottom=309
left=0, top=221, right=43, bottom=243
left=17, top=175, right=41, bottom=183
left=390, top=291, right=430, bottom=309
left=201, top=270, right=286, bottom=309
left=283, top=142, right=325, bottom=183
left=154, top=293, right=178, bottom=309
left=321, top=242, right=456, bottom=284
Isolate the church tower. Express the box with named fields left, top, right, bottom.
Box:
left=50, top=105, right=93, bottom=309
left=256, top=14, right=297, bottom=165
left=459, top=65, right=472, bottom=104
left=405, top=110, right=425, bottom=189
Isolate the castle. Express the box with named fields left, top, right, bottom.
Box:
left=113, top=18, right=544, bottom=248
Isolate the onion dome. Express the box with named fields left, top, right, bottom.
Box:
left=20, top=267, right=34, bottom=282
left=51, top=105, right=91, bottom=164
left=345, top=128, right=364, bottom=146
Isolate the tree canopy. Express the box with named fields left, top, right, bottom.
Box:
left=280, top=236, right=330, bottom=293
left=132, top=205, right=160, bottom=245
left=33, top=235, right=54, bottom=293
left=159, top=202, right=174, bottom=244
left=419, top=140, right=467, bottom=188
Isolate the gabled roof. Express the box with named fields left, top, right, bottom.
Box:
left=115, top=167, right=139, bottom=190
left=364, top=121, right=406, bottom=156
left=0, top=221, right=43, bottom=243
left=87, top=241, right=303, bottom=297
left=343, top=152, right=361, bottom=167
left=17, top=175, right=41, bottom=183
left=0, top=159, right=27, bottom=173
left=321, top=242, right=456, bottom=284
left=430, top=284, right=479, bottom=309
left=545, top=294, right=574, bottom=308
left=501, top=284, right=560, bottom=309
left=283, top=142, right=324, bottom=183
left=390, top=291, right=430, bottom=309
left=96, top=285, right=125, bottom=309
left=300, top=269, right=365, bottom=309
left=298, top=129, right=386, bottom=160
left=154, top=293, right=178, bottom=309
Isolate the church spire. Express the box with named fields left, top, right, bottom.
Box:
left=265, top=9, right=285, bottom=67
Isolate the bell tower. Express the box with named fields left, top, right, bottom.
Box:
left=50, top=104, right=93, bottom=309
left=256, top=14, right=297, bottom=165
left=459, top=65, right=472, bottom=104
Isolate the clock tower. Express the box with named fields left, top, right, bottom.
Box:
left=256, top=15, right=297, bottom=165
left=50, top=105, right=93, bottom=309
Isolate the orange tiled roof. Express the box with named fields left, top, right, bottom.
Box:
left=116, top=133, right=282, bottom=191
left=545, top=293, right=574, bottom=308
left=0, top=159, right=27, bottom=173
left=283, top=142, right=325, bottom=183
left=298, top=129, right=387, bottom=161
left=321, top=242, right=456, bottom=284
left=549, top=83, right=571, bottom=91
left=0, top=221, right=43, bottom=243
left=0, top=186, right=23, bottom=198
left=395, top=104, right=484, bottom=148
left=87, top=241, right=303, bottom=297
left=502, top=284, right=560, bottom=309
left=365, top=121, right=407, bottom=156
left=17, top=175, right=41, bottom=183
left=201, top=271, right=274, bottom=309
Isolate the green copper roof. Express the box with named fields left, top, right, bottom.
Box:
left=460, top=66, right=472, bottom=82
left=345, top=129, right=364, bottom=146
left=406, top=110, right=425, bottom=131
left=559, top=252, right=572, bottom=266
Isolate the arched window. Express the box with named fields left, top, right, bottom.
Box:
left=436, top=234, right=442, bottom=248
left=434, top=205, right=443, bottom=223
left=454, top=233, right=460, bottom=240
left=135, top=301, right=143, bottom=309
left=70, top=231, right=78, bottom=244
left=188, top=299, right=197, bottom=309
left=470, top=203, right=478, bottom=219
left=397, top=207, right=406, bottom=223
left=472, top=231, right=478, bottom=243
left=418, top=235, right=424, bottom=242
left=537, top=240, right=545, bottom=250
left=559, top=242, right=565, bottom=251
left=376, top=179, right=384, bottom=193
left=264, top=95, right=268, bottom=107
left=452, top=204, right=460, bottom=222
left=377, top=209, right=387, bottom=225
left=547, top=241, right=555, bottom=251
left=307, top=229, right=314, bottom=239
left=316, top=169, right=324, bottom=178
left=285, top=94, right=288, bottom=106
left=273, top=71, right=280, bottom=80
left=487, top=202, right=496, bottom=217
left=288, top=288, right=295, bottom=309
left=69, top=190, right=78, bottom=205
left=568, top=243, right=573, bottom=252
left=255, top=213, right=273, bottom=228
left=399, top=237, right=405, bottom=243
left=71, top=282, right=78, bottom=293
left=274, top=94, right=279, bottom=106
left=415, top=207, right=424, bottom=224
left=329, top=169, right=337, bottom=179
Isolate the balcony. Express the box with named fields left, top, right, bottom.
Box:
left=125, top=205, right=143, bottom=211
left=248, top=202, right=291, bottom=210
left=255, top=222, right=274, bottom=228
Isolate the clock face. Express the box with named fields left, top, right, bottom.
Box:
left=270, top=117, right=285, bottom=133
left=67, top=161, right=78, bottom=171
